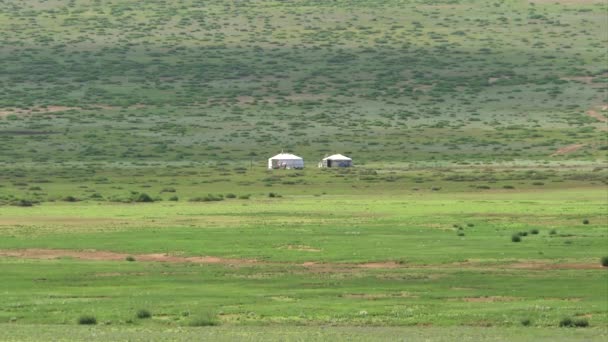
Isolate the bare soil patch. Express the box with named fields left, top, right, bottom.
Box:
left=1, top=249, right=601, bottom=271
left=280, top=245, right=321, bottom=252
left=510, top=261, right=603, bottom=270
left=457, top=296, right=518, bottom=303
left=358, top=261, right=401, bottom=269
left=551, top=144, right=584, bottom=156
left=0, top=249, right=258, bottom=265
left=587, top=109, right=607, bottom=123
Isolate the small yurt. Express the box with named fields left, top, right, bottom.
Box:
left=268, top=152, right=304, bottom=169
left=319, top=154, right=352, bottom=168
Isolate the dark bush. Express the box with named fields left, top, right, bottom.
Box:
left=559, top=317, right=573, bottom=327
left=601, top=256, right=608, bottom=267
left=512, top=234, right=521, bottom=242
left=134, top=193, right=154, bottom=202
left=238, top=194, right=251, bottom=200
left=225, top=193, right=236, bottom=199
left=190, top=194, right=224, bottom=202
left=268, top=192, right=281, bottom=198
left=521, top=318, right=531, bottom=326
left=136, top=309, right=152, bottom=319
left=125, top=256, right=136, bottom=262
left=169, top=195, right=179, bottom=201
left=519, top=231, right=528, bottom=236
left=530, top=229, right=539, bottom=235
left=16, top=199, right=33, bottom=207
left=582, top=219, right=589, bottom=225
left=550, top=229, right=557, bottom=235
left=63, top=195, right=79, bottom=202
left=560, top=317, right=589, bottom=328
left=78, top=315, right=97, bottom=325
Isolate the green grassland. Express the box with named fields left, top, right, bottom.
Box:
left=0, top=0, right=607, bottom=340
left=0, top=0, right=606, bottom=164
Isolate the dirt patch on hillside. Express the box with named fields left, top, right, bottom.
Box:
left=587, top=109, right=607, bottom=123
left=551, top=143, right=584, bottom=156
left=0, top=249, right=257, bottom=265
left=0, top=104, right=146, bottom=117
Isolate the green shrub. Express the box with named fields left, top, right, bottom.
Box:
left=457, top=231, right=465, bottom=236
left=559, top=317, right=573, bottom=327
left=238, top=194, right=251, bottom=200
left=225, top=193, right=236, bottom=198
left=134, top=193, right=154, bottom=202
left=168, top=195, right=179, bottom=201
left=512, top=234, right=521, bottom=242
left=12, top=199, right=35, bottom=207
left=188, top=314, right=220, bottom=327
left=125, top=256, right=136, bottom=262
left=520, top=318, right=531, bottom=326
left=559, top=317, right=589, bottom=328
left=519, top=231, right=528, bottom=236
left=582, top=219, right=589, bottom=225
left=550, top=229, right=557, bottom=235
left=136, top=309, right=152, bottom=319
left=78, top=315, right=97, bottom=325
left=601, top=256, right=608, bottom=267
left=190, top=194, right=224, bottom=202
left=63, top=195, right=79, bottom=202
left=530, top=229, right=539, bottom=235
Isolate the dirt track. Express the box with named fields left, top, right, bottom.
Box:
left=0, top=249, right=603, bottom=270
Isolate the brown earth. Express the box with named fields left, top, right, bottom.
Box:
left=458, top=296, right=518, bottom=303
left=0, top=249, right=603, bottom=271
left=0, top=104, right=145, bottom=117
left=587, top=109, right=607, bottom=123
left=551, top=143, right=584, bottom=156
left=0, top=249, right=257, bottom=265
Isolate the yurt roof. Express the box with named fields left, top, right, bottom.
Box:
left=323, top=154, right=352, bottom=161
left=269, top=153, right=303, bottom=160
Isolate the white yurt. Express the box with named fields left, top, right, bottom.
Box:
left=268, top=152, right=304, bottom=169
left=319, top=154, right=352, bottom=168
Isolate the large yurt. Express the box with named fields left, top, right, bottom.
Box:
left=268, top=152, right=304, bottom=169
left=319, top=154, right=352, bottom=168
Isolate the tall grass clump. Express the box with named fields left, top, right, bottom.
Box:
left=188, top=312, right=220, bottom=327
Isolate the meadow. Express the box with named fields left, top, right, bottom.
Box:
left=0, top=0, right=607, bottom=340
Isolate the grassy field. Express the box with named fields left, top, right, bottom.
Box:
left=0, top=0, right=607, bottom=340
